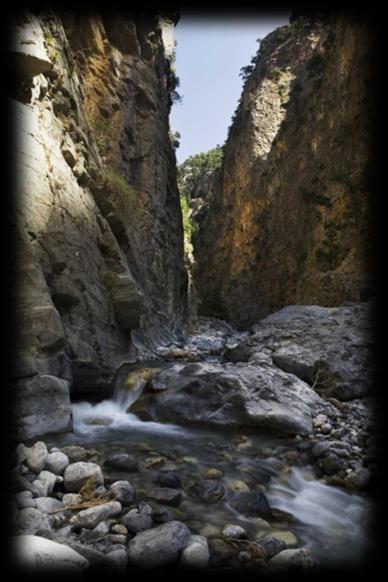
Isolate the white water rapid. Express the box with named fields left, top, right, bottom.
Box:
left=72, top=372, right=185, bottom=438
left=267, top=466, right=372, bottom=562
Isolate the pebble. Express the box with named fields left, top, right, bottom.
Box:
left=24, top=442, right=48, bottom=474
left=147, top=487, right=182, bottom=507
left=199, top=524, right=220, bottom=538
left=122, top=508, right=153, bottom=533
left=270, top=530, right=298, bottom=546
left=144, top=456, right=165, bottom=469
left=104, top=454, right=139, bottom=472
left=268, top=548, right=315, bottom=568
left=259, top=536, right=287, bottom=558
left=108, top=480, right=135, bottom=505
left=71, top=501, right=122, bottom=529
left=35, top=497, right=64, bottom=514
left=181, top=535, right=209, bottom=568
left=64, top=462, right=104, bottom=493
left=182, top=456, right=198, bottom=464
left=62, top=493, right=82, bottom=506
left=127, top=520, right=191, bottom=569
left=33, top=471, right=60, bottom=497
left=203, top=468, right=223, bottom=480
left=107, top=548, right=128, bottom=571
left=154, top=472, right=181, bottom=489
left=45, top=452, right=69, bottom=475
left=226, top=479, right=250, bottom=493
left=15, top=508, right=52, bottom=536
left=61, top=446, right=94, bottom=463
left=222, top=524, right=247, bottom=539
left=111, top=524, right=128, bottom=536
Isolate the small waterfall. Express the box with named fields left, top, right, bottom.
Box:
left=112, top=374, right=147, bottom=412
left=72, top=367, right=185, bottom=437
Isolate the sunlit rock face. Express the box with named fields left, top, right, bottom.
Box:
left=194, top=15, right=374, bottom=328
left=10, top=11, right=187, bottom=438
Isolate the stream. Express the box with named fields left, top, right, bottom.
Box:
left=47, top=362, right=372, bottom=566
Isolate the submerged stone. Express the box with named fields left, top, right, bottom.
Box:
left=229, top=491, right=272, bottom=518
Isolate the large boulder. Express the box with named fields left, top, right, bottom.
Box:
left=226, top=302, right=374, bottom=400
left=15, top=376, right=73, bottom=440
left=140, top=360, right=323, bottom=435
left=11, top=535, right=89, bottom=571
left=127, top=520, right=191, bottom=568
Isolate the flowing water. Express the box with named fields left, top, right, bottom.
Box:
left=52, top=364, right=372, bottom=566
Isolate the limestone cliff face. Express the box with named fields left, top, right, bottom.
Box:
left=194, top=16, right=373, bottom=328
left=10, top=12, right=187, bottom=439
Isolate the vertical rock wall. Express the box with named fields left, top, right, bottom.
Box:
left=194, top=16, right=374, bottom=328
left=10, top=11, right=187, bottom=439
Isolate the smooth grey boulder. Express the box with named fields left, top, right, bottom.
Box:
left=45, top=452, right=69, bottom=475
left=12, top=535, right=88, bottom=571
left=180, top=535, right=209, bottom=569
left=33, top=470, right=60, bottom=497
left=127, top=520, right=191, bottom=568
left=122, top=508, right=153, bottom=533
left=15, top=507, right=52, bottom=537
left=24, top=441, right=48, bottom=473
left=64, top=462, right=103, bottom=492
left=16, top=374, right=73, bottom=441
left=108, top=480, right=135, bottom=505
left=71, top=501, right=122, bottom=529
left=143, top=361, right=322, bottom=435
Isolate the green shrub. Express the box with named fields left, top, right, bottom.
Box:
left=269, top=67, right=282, bottom=82
left=91, top=117, right=115, bottom=156
left=104, top=166, right=138, bottom=205
left=180, top=194, right=197, bottom=239
left=177, top=146, right=224, bottom=201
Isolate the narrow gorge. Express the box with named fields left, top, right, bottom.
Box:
left=9, top=10, right=376, bottom=575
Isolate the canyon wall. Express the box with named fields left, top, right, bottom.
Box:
left=194, top=15, right=374, bottom=328
left=10, top=11, right=187, bottom=439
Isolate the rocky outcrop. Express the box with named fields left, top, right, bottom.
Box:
left=225, top=301, right=374, bottom=400
left=133, top=360, right=326, bottom=436
left=194, top=15, right=374, bottom=328
left=10, top=12, right=187, bottom=439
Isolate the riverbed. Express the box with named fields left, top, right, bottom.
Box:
left=46, top=362, right=372, bottom=567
